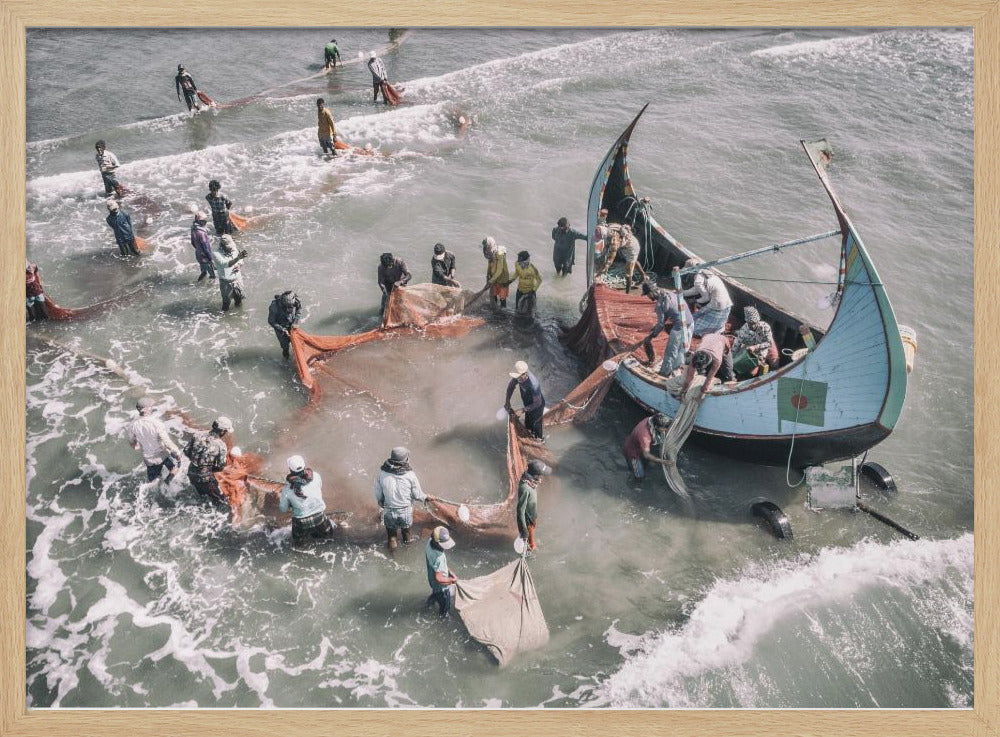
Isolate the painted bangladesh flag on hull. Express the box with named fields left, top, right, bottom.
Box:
left=777, top=377, right=828, bottom=429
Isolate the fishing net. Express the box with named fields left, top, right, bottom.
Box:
left=454, top=556, right=549, bottom=667
left=562, top=283, right=664, bottom=369
left=381, top=81, right=403, bottom=106
left=658, top=374, right=707, bottom=510
left=41, top=284, right=148, bottom=321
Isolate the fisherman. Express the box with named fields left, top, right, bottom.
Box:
left=731, top=305, right=775, bottom=378
left=425, top=526, right=458, bottom=617
left=367, top=51, right=389, bottom=103
left=205, top=180, right=237, bottom=236
left=680, top=332, right=736, bottom=396
left=175, top=64, right=201, bottom=112
left=516, top=459, right=551, bottom=552
left=25, top=261, right=47, bottom=322
left=593, top=207, right=611, bottom=269
left=182, top=416, right=232, bottom=507
left=374, top=446, right=427, bottom=553
left=594, top=222, right=624, bottom=278
left=482, top=236, right=511, bottom=309
left=622, top=413, right=672, bottom=480
left=551, top=217, right=588, bottom=276
left=505, top=360, right=546, bottom=440
left=640, top=281, right=693, bottom=377
left=212, top=234, right=248, bottom=311
left=683, top=258, right=733, bottom=336
left=127, top=397, right=182, bottom=483
left=267, top=290, right=302, bottom=359
left=617, top=224, right=647, bottom=293
left=105, top=200, right=140, bottom=257
left=190, top=211, right=216, bottom=282
left=279, top=455, right=335, bottom=544
left=510, top=251, right=543, bottom=317
left=94, top=140, right=123, bottom=198
left=316, top=98, right=338, bottom=155
left=323, top=38, right=342, bottom=69
left=377, top=252, right=411, bottom=319
left=430, top=243, right=459, bottom=287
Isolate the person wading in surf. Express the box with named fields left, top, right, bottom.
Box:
left=425, top=526, right=458, bottom=617
left=128, top=397, right=182, bottom=483
left=430, top=243, right=459, bottom=287
left=175, top=64, right=201, bottom=111
left=516, top=460, right=552, bottom=552
left=323, top=38, right=342, bottom=69
left=25, top=261, right=47, bottom=322
left=105, top=200, right=140, bottom=257
left=205, top=179, right=237, bottom=236
left=551, top=217, right=588, bottom=276
left=183, top=416, right=232, bottom=508
left=190, top=211, right=216, bottom=282
left=267, top=290, right=302, bottom=359
left=482, top=236, right=510, bottom=309
left=505, top=360, right=546, bottom=440
left=622, top=413, right=672, bottom=480
left=94, top=140, right=123, bottom=198
left=374, top=446, right=428, bottom=554
left=279, top=455, right=335, bottom=544
left=367, top=51, right=389, bottom=103
left=316, top=98, right=338, bottom=155
left=377, top=252, right=411, bottom=320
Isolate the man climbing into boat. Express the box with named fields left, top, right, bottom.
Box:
left=593, top=208, right=611, bottom=270
left=680, top=332, right=735, bottom=396
left=482, top=236, right=510, bottom=309
left=425, top=526, right=459, bottom=617
left=267, top=290, right=302, bottom=359
left=618, top=224, right=647, bottom=293
left=128, top=397, right=182, bottom=484
left=367, top=51, right=389, bottom=103
left=279, top=455, right=335, bottom=545
left=505, top=360, right=546, bottom=440
left=25, top=261, right=47, bottom=322
left=640, top=281, right=693, bottom=377
left=683, top=258, right=733, bottom=335
left=316, top=98, right=338, bottom=155
left=105, top=200, right=140, bottom=257
left=374, top=446, right=428, bottom=554
left=205, top=179, right=238, bottom=236
left=731, top=306, right=775, bottom=378
left=175, top=64, right=201, bottom=112
left=323, top=38, right=342, bottom=69
left=622, top=413, right=672, bottom=480
left=94, top=140, right=123, bottom=198
left=183, top=416, right=232, bottom=508
left=516, top=459, right=551, bottom=552
left=551, top=217, right=588, bottom=276
left=377, top=252, right=412, bottom=319
left=431, top=243, right=459, bottom=287
left=511, top=250, right=542, bottom=317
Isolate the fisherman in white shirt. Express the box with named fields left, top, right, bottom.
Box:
left=683, top=258, right=734, bottom=336
left=127, top=397, right=181, bottom=482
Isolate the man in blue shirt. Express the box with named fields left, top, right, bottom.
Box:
left=279, top=455, right=334, bottom=545
left=425, top=526, right=458, bottom=616
left=505, top=360, right=546, bottom=440
left=640, top=281, right=694, bottom=377
left=105, top=200, right=140, bottom=257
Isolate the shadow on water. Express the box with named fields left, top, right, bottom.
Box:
left=310, top=306, right=380, bottom=333
left=158, top=298, right=220, bottom=320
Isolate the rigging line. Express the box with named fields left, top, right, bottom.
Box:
left=722, top=276, right=883, bottom=287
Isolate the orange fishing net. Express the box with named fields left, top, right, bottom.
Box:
left=41, top=285, right=148, bottom=321
left=562, top=283, right=663, bottom=369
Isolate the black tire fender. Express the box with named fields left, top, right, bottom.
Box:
left=751, top=501, right=793, bottom=540
left=860, top=461, right=896, bottom=492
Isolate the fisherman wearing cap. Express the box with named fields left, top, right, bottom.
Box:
left=731, top=305, right=775, bottom=378
left=105, top=200, right=140, bottom=257
left=190, top=211, right=216, bottom=282
left=212, top=234, right=248, bottom=312
left=430, top=243, right=459, bottom=287
left=517, top=460, right=551, bottom=551
left=510, top=250, right=542, bottom=318
left=374, top=446, right=428, bottom=553
left=683, top=258, right=733, bottom=336
left=25, top=261, right=47, bottom=322
left=640, top=281, right=693, bottom=377
left=377, top=252, right=411, bottom=320
left=617, top=223, right=647, bottom=294
left=425, top=526, right=458, bottom=617
left=681, top=332, right=735, bottom=396
left=94, top=140, right=123, bottom=198
left=482, top=236, right=510, bottom=309
left=127, top=397, right=182, bottom=483
left=505, top=360, right=546, bottom=440
left=593, top=207, right=611, bottom=268
left=323, top=38, right=342, bottom=70
left=367, top=51, right=388, bottom=103
left=267, top=290, right=302, bottom=359
left=622, top=413, right=672, bottom=480
left=279, top=455, right=334, bottom=544
left=205, top=179, right=237, bottom=236
left=183, top=416, right=232, bottom=507
left=175, top=64, right=201, bottom=111
left=551, top=217, right=588, bottom=276
left=316, top=98, right=338, bottom=155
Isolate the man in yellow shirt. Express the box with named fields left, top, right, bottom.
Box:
left=482, top=236, right=511, bottom=309
left=511, top=250, right=542, bottom=317
left=317, top=98, right=337, bottom=155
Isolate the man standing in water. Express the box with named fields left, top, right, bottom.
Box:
left=323, top=38, right=342, bottom=70
left=551, top=217, right=588, bottom=276
left=622, top=413, right=672, bottom=480
left=279, top=455, right=335, bottom=544
left=316, top=98, right=338, bottom=155
left=374, top=446, right=427, bottom=554
left=377, top=252, right=411, bottom=320
left=267, top=290, right=302, bottom=359
left=367, top=51, right=388, bottom=103
left=511, top=250, right=542, bottom=318
left=190, top=211, right=216, bottom=282
left=430, top=243, right=459, bottom=287
left=128, top=397, right=182, bottom=484
left=505, top=360, right=546, bottom=440
left=183, top=416, right=232, bottom=508
left=105, top=200, right=140, bottom=257
left=516, top=460, right=551, bottom=552
left=212, top=234, right=248, bottom=312
left=482, top=236, right=510, bottom=309
left=205, top=179, right=237, bottom=236
left=25, top=261, right=47, bottom=322
left=94, top=140, right=123, bottom=198
left=175, top=64, right=201, bottom=112
left=425, top=526, right=458, bottom=617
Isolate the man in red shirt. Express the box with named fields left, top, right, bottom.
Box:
left=622, top=413, right=671, bottom=480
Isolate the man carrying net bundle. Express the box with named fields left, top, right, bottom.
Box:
left=268, top=290, right=302, bottom=359
left=622, top=413, right=672, bottom=481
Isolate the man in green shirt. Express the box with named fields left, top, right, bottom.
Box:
left=425, top=526, right=458, bottom=616
left=324, top=39, right=342, bottom=70
left=516, top=460, right=552, bottom=552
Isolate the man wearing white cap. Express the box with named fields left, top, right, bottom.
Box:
left=182, top=416, right=232, bottom=507
left=190, top=211, right=216, bottom=282
left=425, top=526, right=458, bottom=616
left=367, top=51, right=388, bottom=103
left=374, top=446, right=427, bottom=553
left=280, top=455, right=334, bottom=544
left=105, top=200, right=140, bottom=257
left=504, top=360, right=546, bottom=440
left=127, top=396, right=181, bottom=483
left=212, top=234, right=248, bottom=312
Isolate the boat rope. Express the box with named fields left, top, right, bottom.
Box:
left=784, top=361, right=810, bottom=488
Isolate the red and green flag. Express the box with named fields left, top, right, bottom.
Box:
left=777, top=377, right=828, bottom=429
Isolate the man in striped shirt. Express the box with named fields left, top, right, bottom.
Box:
left=367, top=51, right=388, bottom=103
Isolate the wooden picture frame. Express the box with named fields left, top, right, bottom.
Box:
left=2, top=2, right=996, bottom=735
